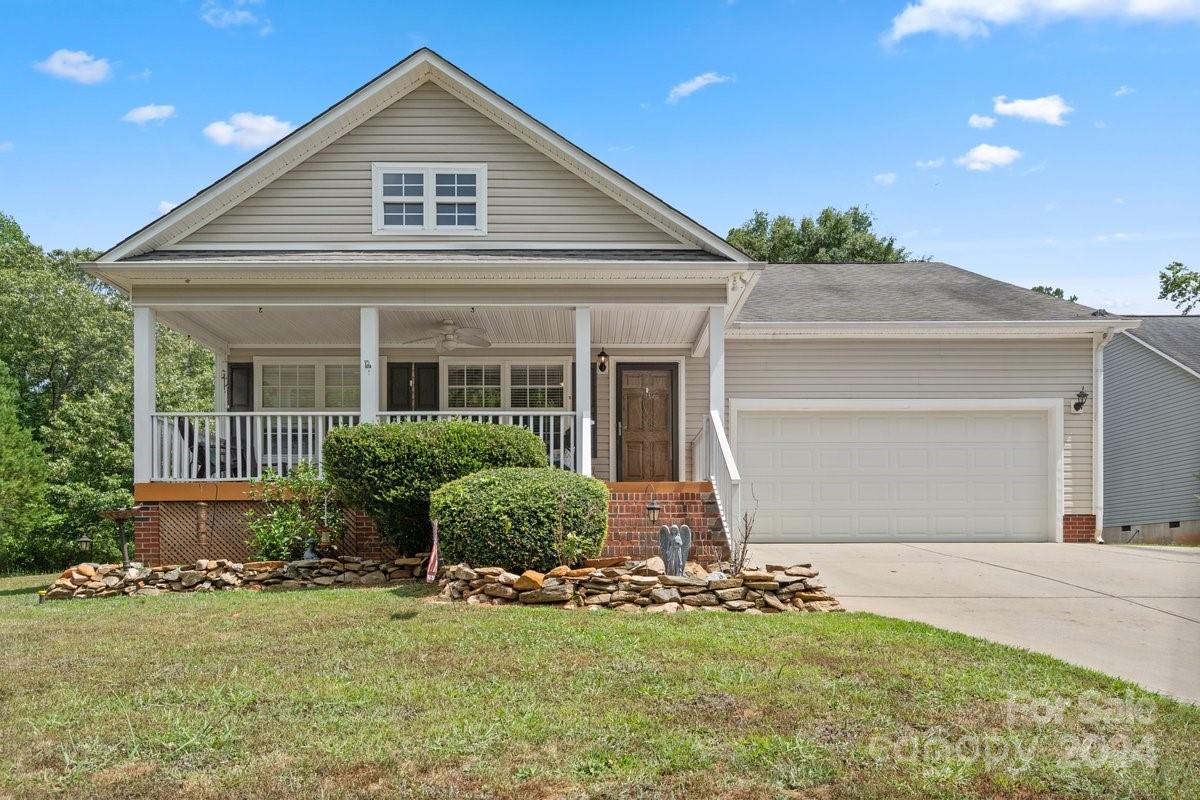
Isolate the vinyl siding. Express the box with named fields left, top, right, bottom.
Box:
left=180, top=82, right=681, bottom=247
left=724, top=338, right=1094, bottom=513
left=1103, top=333, right=1200, bottom=526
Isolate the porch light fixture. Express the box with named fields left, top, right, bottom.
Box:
left=644, top=485, right=661, bottom=524
left=596, top=349, right=609, bottom=374
left=1072, top=386, right=1089, bottom=413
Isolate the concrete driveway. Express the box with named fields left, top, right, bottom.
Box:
left=749, top=542, right=1200, bottom=704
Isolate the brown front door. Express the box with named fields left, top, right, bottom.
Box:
left=617, top=364, right=676, bottom=482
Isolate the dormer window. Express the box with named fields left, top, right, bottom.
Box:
left=372, top=163, right=487, bottom=235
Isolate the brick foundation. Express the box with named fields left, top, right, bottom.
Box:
left=603, top=484, right=730, bottom=563
left=1063, top=514, right=1097, bottom=543
left=132, top=504, right=162, bottom=567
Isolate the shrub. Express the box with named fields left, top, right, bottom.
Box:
left=430, top=467, right=609, bottom=572
left=323, top=421, right=548, bottom=554
left=245, top=462, right=344, bottom=561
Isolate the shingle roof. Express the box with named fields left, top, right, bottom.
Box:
left=736, top=261, right=1104, bottom=322
left=118, top=249, right=728, bottom=263
left=1125, top=316, right=1200, bottom=374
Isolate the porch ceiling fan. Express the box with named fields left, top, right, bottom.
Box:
left=402, top=318, right=492, bottom=354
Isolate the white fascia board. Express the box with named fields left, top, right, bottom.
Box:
left=1122, top=329, right=1200, bottom=381
left=728, top=319, right=1141, bottom=339
left=693, top=266, right=763, bottom=357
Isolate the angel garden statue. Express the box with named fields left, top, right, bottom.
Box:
left=658, top=524, right=693, bottom=576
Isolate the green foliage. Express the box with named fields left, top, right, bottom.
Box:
left=727, top=207, right=914, bottom=263
left=0, top=212, right=214, bottom=572
left=430, top=467, right=609, bottom=572
left=1159, top=261, right=1199, bottom=314
left=1031, top=285, right=1079, bottom=302
left=246, top=462, right=345, bottom=561
left=0, top=362, right=49, bottom=573
left=323, top=421, right=548, bottom=554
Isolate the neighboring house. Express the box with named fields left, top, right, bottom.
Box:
left=1103, top=316, right=1200, bottom=544
left=86, top=49, right=1134, bottom=564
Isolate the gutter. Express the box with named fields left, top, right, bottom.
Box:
left=1092, top=328, right=1119, bottom=543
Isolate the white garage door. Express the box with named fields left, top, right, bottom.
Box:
left=736, top=409, right=1052, bottom=542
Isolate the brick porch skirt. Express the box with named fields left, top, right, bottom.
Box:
left=131, top=498, right=1093, bottom=566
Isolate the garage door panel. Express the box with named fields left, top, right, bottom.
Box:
left=737, top=409, right=1052, bottom=543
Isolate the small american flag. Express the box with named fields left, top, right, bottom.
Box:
left=426, top=521, right=439, bottom=583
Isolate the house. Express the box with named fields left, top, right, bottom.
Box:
left=1103, top=316, right=1200, bottom=544
left=86, top=49, right=1135, bottom=564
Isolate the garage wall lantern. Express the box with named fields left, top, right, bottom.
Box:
left=1072, top=386, right=1089, bottom=413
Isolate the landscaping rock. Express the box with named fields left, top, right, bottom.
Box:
left=513, top=570, right=544, bottom=591
left=484, top=584, right=519, bottom=600
left=519, top=584, right=574, bottom=604
left=649, top=586, right=681, bottom=604
left=659, top=575, right=707, bottom=588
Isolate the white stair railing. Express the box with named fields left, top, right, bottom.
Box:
left=689, top=409, right=742, bottom=554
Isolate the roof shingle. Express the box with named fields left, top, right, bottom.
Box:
left=1125, top=316, right=1200, bottom=374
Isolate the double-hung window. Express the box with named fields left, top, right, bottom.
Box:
left=256, top=359, right=361, bottom=411
left=372, top=163, right=487, bottom=235
left=444, top=361, right=568, bottom=411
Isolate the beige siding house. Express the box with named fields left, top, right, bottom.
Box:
left=89, top=49, right=1134, bottom=555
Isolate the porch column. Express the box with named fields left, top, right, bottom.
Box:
left=213, top=351, right=228, bottom=413
left=133, top=307, right=156, bottom=483
left=708, top=304, right=725, bottom=427
left=359, top=307, right=379, bottom=423
left=574, top=306, right=592, bottom=475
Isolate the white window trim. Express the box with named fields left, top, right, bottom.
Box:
left=372, top=162, right=488, bottom=236
left=439, top=357, right=573, bottom=412
left=253, top=356, right=384, bottom=413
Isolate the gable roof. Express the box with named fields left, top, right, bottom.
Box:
left=99, top=48, right=748, bottom=263
left=1124, top=316, right=1200, bottom=376
left=736, top=261, right=1108, bottom=323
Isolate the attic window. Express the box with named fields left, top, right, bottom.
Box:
left=372, top=163, right=487, bottom=235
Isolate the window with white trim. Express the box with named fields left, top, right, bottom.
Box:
left=447, top=364, right=502, bottom=409
left=372, top=163, right=487, bottom=235
left=510, top=363, right=565, bottom=409
left=323, top=364, right=361, bottom=409
left=261, top=364, right=316, bottom=409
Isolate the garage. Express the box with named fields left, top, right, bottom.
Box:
left=732, top=401, right=1061, bottom=543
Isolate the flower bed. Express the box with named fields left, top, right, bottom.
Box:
left=41, top=554, right=430, bottom=600
left=437, top=557, right=843, bottom=614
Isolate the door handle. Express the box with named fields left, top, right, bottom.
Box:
left=617, top=421, right=624, bottom=437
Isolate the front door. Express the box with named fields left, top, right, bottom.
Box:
left=616, top=364, right=676, bottom=481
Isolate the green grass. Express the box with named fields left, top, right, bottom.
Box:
left=1, top=572, right=1196, bottom=799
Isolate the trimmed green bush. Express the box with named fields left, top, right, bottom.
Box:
left=430, top=467, right=609, bottom=572
left=323, top=421, right=548, bottom=554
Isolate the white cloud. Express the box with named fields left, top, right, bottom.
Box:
left=886, top=0, right=1200, bottom=42
left=1114, top=84, right=1135, bottom=96
left=955, top=143, right=1022, bottom=171
left=873, top=172, right=897, bottom=186
left=968, top=113, right=996, bottom=129
left=158, top=200, right=178, bottom=215
left=1096, top=231, right=1140, bottom=242
left=666, top=72, right=732, bottom=103
left=915, top=157, right=944, bottom=168
left=203, top=111, right=294, bottom=149
left=0, top=141, right=12, bottom=153
left=1094, top=120, right=1108, bottom=128
left=201, top=0, right=272, bottom=34
left=1113, top=196, right=1126, bottom=204
left=993, top=94, right=1073, bottom=125
left=35, top=49, right=111, bottom=84
left=122, top=104, right=176, bottom=124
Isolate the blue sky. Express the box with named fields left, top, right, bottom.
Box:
left=1, top=0, right=1196, bottom=312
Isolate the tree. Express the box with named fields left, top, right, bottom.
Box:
left=0, top=361, right=49, bottom=573
left=1032, top=285, right=1079, bottom=303
left=0, top=213, right=214, bottom=571
left=727, top=207, right=913, bottom=263
left=1159, top=261, right=1199, bottom=314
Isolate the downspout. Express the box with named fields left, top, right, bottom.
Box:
left=1093, top=329, right=1117, bottom=543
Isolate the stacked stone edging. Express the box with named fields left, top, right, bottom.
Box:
left=42, top=554, right=430, bottom=600
left=437, top=557, right=843, bottom=614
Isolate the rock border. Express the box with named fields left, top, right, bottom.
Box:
left=42, top=554, right=431, bottom=600
left=437, top=557, right=843, bottom=614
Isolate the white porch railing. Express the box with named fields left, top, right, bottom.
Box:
left=150, top=410, right=577, bottom=481
left=690, top=409, right=742, bottom=554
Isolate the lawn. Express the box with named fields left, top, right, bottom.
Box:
left=0, top=572, right=1196, bottom=800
